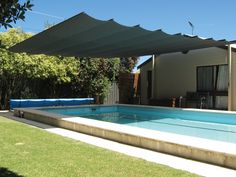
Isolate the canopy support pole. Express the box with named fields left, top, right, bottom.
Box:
left=228, top=44, right=232, bottom=111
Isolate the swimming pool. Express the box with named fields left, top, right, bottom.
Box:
left=41, top=105, right=236, bottom=144
left=14, top=104, right=236, bottom=169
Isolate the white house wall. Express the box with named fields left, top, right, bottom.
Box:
left=140, top=47, right=231, bottom=105
left=154, top=47, right=228, bottom=99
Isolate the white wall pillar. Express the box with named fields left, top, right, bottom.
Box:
left=228, top=44, right=232, bottom=111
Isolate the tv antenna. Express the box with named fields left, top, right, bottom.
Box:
left=188, top=21, right=194, bottom=35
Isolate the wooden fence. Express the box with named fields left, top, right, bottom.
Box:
left=104, top=73, right=140, bottom=105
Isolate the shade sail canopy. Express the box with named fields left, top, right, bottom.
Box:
left=10, top=12, right=231, bottom=57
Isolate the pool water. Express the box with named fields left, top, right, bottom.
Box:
left=41, top=105, right=236, bottom=143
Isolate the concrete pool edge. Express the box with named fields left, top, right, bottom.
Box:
left=14, top=105, right=236, bottom=169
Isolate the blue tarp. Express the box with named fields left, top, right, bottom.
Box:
left=10, top=98, right=94, bottom=110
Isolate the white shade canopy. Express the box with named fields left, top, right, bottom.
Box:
left=10, top=12, right=231, bottom=57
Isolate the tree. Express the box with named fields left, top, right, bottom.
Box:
left=74, top=58, right=120, bottom=103
left=120, top=56, right=139, bottom=73
left=0, top=29, right=121, bottom=108
left=0, top=29, right=79, bottom=108
left=0, top=0, right=33, bottom=29
left=0, top=29, right=139, bottom=108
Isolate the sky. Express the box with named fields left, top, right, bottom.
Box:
left=2, top=0, right=236, bottom=70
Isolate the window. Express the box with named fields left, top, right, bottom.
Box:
left=197, top=66, right=214, bottom=92
left=197, top=64, right=228, bottom=109
left=197, top=65, right=228, bottom=92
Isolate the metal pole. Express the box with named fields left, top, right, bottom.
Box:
left=228, top=44, right=232, bottom=111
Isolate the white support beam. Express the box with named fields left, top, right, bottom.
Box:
left=228, top=44, right=232, bottom=111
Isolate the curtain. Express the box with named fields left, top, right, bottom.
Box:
left=217, top=65, right=228, bottom=91
left=215, top=65, right=228, bottom=109
left=197, top=66, right=213, bottom=91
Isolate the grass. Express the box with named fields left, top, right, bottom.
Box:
left=0, top=116, right=200, bottom=177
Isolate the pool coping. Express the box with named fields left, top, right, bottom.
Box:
left=14, top=104, right=236, bottom=169
left=24, top=103, right=236, bottom=114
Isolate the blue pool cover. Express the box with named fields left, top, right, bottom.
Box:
left=10, top=98, right=94, bottom=110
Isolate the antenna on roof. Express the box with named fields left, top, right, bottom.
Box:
left=188, top=21, right=194, bottom=35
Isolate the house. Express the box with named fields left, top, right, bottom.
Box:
left=138, top=45, right=236, bottom=110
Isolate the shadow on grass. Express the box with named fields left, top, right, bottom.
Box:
left=0, top=168, right=24, bottom=177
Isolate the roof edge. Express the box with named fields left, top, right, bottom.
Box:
left=137, top=57, right=152, bottom=69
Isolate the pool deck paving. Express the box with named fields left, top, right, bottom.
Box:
left=1, top=111, right=236, bottom=177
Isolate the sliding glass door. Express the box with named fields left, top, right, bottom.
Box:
left=197, top=64, right=228, bottom=109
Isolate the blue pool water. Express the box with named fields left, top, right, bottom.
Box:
left=40, top=105, right=236, bottom=143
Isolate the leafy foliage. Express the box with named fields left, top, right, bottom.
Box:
left=75, top=58, right=120, bottom=103
left=0, top=29, right=139, bottom=108
left=0, top=29, right=79, bottom=108
left=0, top=0, right=33, bottom=29
left=120, top=56, right=139, bottom=73
left=0, top=29, right=130, bottom=108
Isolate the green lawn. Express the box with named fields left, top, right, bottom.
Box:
left=0, top=116, right=200, bottom=177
